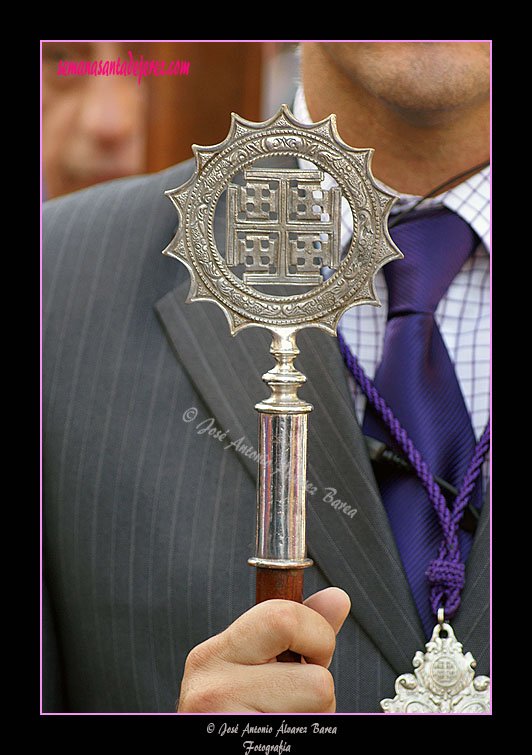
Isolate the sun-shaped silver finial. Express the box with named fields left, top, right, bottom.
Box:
left=162, top=104, right=402, bottom=336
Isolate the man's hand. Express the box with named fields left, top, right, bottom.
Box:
left=177, top=587, right=351, bottom=713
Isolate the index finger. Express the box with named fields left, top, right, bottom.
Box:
left=214, top=599, right=337, bottom=667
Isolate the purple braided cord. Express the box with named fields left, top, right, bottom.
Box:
left=337, top=329, right=490, bottom=620
left=428, top=422, right=490, bottom=617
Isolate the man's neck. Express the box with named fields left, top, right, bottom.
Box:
left=301, top=44, right=490, bottom=197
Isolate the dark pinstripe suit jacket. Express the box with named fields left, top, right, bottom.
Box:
left=42, top=158, right=490, bottom=713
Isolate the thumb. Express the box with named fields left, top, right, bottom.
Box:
left=304, top=587, right=351, bottom=636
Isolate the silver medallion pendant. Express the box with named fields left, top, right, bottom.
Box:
left=380, top=615, right=490, bottom=713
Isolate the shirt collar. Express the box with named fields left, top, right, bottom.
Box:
left=293, top=87, right=490, bottom=252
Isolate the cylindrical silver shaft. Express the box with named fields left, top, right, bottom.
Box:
left=249, top=328, right=313, bottom=570
left=249, top=412, right=313, bottom=567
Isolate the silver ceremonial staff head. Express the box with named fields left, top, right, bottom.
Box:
left=161, top=104, right=402, bottom=337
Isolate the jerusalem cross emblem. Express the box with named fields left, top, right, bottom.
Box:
left=226, top=168, right=341, bottom=285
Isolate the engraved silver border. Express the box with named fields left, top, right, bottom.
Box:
left=162, top=105, right=402, bottom=335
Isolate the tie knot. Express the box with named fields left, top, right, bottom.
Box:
left=385, top=207, right=478, bottom=317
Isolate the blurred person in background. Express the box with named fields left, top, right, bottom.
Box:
left=41, top=40, right=271, bottom=199
left=42, top=41, right=150, bottom=198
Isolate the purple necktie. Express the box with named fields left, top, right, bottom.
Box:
left=362, top=206, right=482, bottom=637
